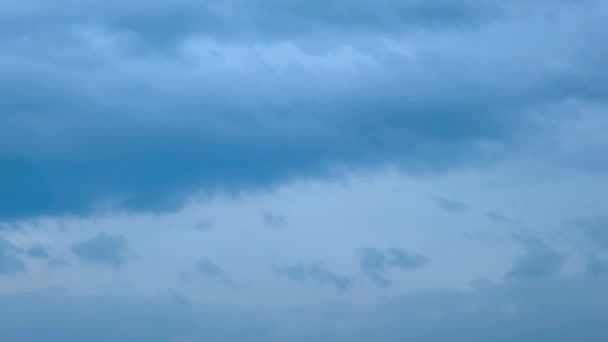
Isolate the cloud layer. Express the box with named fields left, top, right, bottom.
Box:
left=1, top=1, right=607, bottom=221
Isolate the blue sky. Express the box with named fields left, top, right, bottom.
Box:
left=1, top=0, right=608, bottom=341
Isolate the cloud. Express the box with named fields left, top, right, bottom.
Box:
left=587, top=254, right=608, bottom=276
left=25, top=245, right=51, bottom=259
left=579, top=217, right=608, bottom=250
left=0, top=238, right=26, bottom=275
left=273, top=262, right=353, bottom=291
left=261, top=211, right=288, bottom=228
left=434, top=197, right=469, bottom=213
left=0, top=273, right=607, bottom=341
left=1, top=1, right=607, bottom=221
left=180, top=258, right=236, bottom=287
left=0, top=0, right=502, bottom=47
left=357, top=247, right=429, bottom=288
left=386, top=248, right=430, bottom=269
left=192, top=219, right=214, bottom=232
left=71, top=233, right=132, bottom=269
left=485, top=210, right=514, bottom=224
left=506, top=239, right=564, bottom=279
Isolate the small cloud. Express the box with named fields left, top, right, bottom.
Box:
left=356, top=247, right=429, bottom=288
left=0, top=237, right=26, bottom=275
left=357, top=248, right=387, bottom=273
left=71, top=233, right=132, bottom=269
left=386, top=248, right=430, bottom=269
left=197, top=258, right=225, bottom=278
left=26, top=245, right=51, bottom=259
left=485, top=210, right=514, bottom=224
left=366, top=272, right=392, bottom=289
left=182, top=258, right=235, bottom=287
left=506, top=239, right=564, bottom=279
left=193, top=219, right=214, bottom=232
left=578, top=217, right=608, bottom=251
left=587, top=254, right=608, bottom=276
left=262, top=211, right=288, bottom=228
left=273, top=262, right=352, bottom=291
left=434, top=197, right=469, bottom=213
left=48, top=258, right=71, bottom=268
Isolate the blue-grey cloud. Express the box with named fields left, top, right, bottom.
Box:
left=485, top=210, right=514, bottom=224
left=0, top=273, right=607, bottom=341
left=506, top=239, right=564, bottom=279
left=193, top=219, right=214, bottom=232
left=587, top=254, right=608, bottom=276
left=197, top=258, right=224, bottom=278
left=262, top=211, right=288, bottom=228
left=579, top=217, right=608, bottom=250
left=273, top=262, right=352, bottom=291
left=386, top=248, right=430, bottom=269
left=0, top=0, right=502, bottom=47
left=1, top=1, right=607, bottom=221
left=71, top=233, right=132, bottom=269
left=25, top=245, right=51, bottom=259
left=181, top=258, right=236, bottom=287
left=434, top=197, right=469, bottom=213
left=0, top=238, right=26, bottom=275
left=357, top=247, right=429, bottom=288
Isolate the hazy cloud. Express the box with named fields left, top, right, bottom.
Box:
left=25, top=245, right=51, bottom=259
left=0, top=238, right=26, bottom=275
left=434, top=197, right=469, bottom=213
left=262, top=211, right=288, bottom=228
left=273, top=262, right=352, bottom=291
left=506, top=239, right=564, bottom=279
left=357, top=247, right=429, bottom=288
left=71, top=233, right=132, bottom=269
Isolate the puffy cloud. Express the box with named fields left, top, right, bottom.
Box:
left=71, top=233, right=132, bottom=268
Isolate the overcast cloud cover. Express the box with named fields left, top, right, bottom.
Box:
left=1, top=0, right=608, bottom=341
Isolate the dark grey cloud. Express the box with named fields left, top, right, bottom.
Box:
left=273, top=262, right=352, bottom=291
left=0, top=273, right=607, bottom=341
left=71, top=233, right=132, bottom=269
left=25, top=245, right=51, bottom=259
left=506, top=239, right=564, bottom=279
left=1, top=1, right=607, bottom=221
left=357, top=247, right=429, bottom=288
left=0, top=238, right=26, bottom=275
left=434, top=197, right=469, bottom=213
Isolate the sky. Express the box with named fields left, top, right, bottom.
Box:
left=1, top=0, right=608, bottom=341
